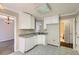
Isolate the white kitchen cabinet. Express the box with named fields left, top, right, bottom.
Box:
left=19, top=35, right=46, bottom=53
left=25, top=38, right=31, bottom=51
left=44, top=16, right=59, bottom=29
left=31, top=16, right=35, bottom=29
left=19, top=12, right=35, bottom=29
left=37, top=35, right=46, bottom=45
left=19, top=36, right=37, bottom=53
left=19, top=37, right=26, bottom=53
left=30, top=36, right=37, bottom=49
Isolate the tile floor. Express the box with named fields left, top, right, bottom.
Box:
left=10, top=45, right=79, bottom=55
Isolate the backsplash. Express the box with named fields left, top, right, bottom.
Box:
left=19, top=29, right=35, bottom=35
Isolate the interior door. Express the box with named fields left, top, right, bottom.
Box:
left=47, top=24, right=60, bottom=46
left=64, top=20, right=73, bottom=44
left=64, top=21, right=70, bottom=43
left=69, top=20, right=73, bottom=44
left=76, top=16, right=79, bottom=50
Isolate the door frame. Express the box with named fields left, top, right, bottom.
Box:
left=14, top=17, right=17, bottom=52
left=59, top=18, right=76, bottom=49
left=0, top=13, right=17, bottom=52
left=72, top=18, right=76, bottom=49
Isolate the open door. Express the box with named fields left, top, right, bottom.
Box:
left=64, top=20, right=73, bottom=48
left=60, top=18, right=76, bottom=49
left=47, top=24, right=60, bottom=46
left=64, top=20, right=70, bottom=43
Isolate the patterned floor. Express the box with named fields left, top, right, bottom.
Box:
left=11, top=45, right=79, bottom=55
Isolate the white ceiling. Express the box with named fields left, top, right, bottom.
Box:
left=1, top=3, right=79, bottom=20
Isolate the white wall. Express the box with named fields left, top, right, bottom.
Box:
left=0, top=18, right=14, bottom=42
left=47, top=24, right=60, bottom=46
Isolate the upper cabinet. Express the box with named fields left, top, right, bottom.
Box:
left=31, top=16, right=35, bottom=29
left=19, top=12, right=35, bottom=29
left=44, top=16, right=59, bottom=29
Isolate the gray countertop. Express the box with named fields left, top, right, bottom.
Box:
left=19, top=32, right=48, bottom=38
left=19, top=34, right=35, bottom=38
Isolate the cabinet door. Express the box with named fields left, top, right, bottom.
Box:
left=37, top=35, right=46, bottom=45
left=25, top=38, right=31, bottom=51
left=30, top=36, right=36, bottom=48
left=33, top=36, right=37, bottom=45
left=40, top=35, right=46, bottom=45
left=19, top=12, right=31, bottom=29
left=31, top=16, right=35, bottom=29
left=25, top=36, right=36, bottom=51
left=19, top=37, right=26, bottom=53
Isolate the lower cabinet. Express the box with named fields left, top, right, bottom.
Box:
left=25, top=38, right=31, bottom=51
left=37, top=35, right=46, bottom=45
left=19, top=35, right=46, bottom=53
left=29, top=36, right=37, bottom=49
left=19, top=36, right=37, bottom=53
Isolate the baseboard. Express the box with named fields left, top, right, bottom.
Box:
left=25, top=45, right=38, bottom=53
left=0, top=39, right=14, bottom=42
left=48, top=44, right=59, bottom=47
left=37, top=44, right=46, bottom=46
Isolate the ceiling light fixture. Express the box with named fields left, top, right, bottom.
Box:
left=0, top=15, right=14, bottom=24
left=4, top=16, right=14, bottom=24
left=36, top=4, right=51, bottom=14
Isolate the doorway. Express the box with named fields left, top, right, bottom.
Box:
left=0, top=15, right=15, bottom=54
left=60, top=19, right=74, bottom=48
